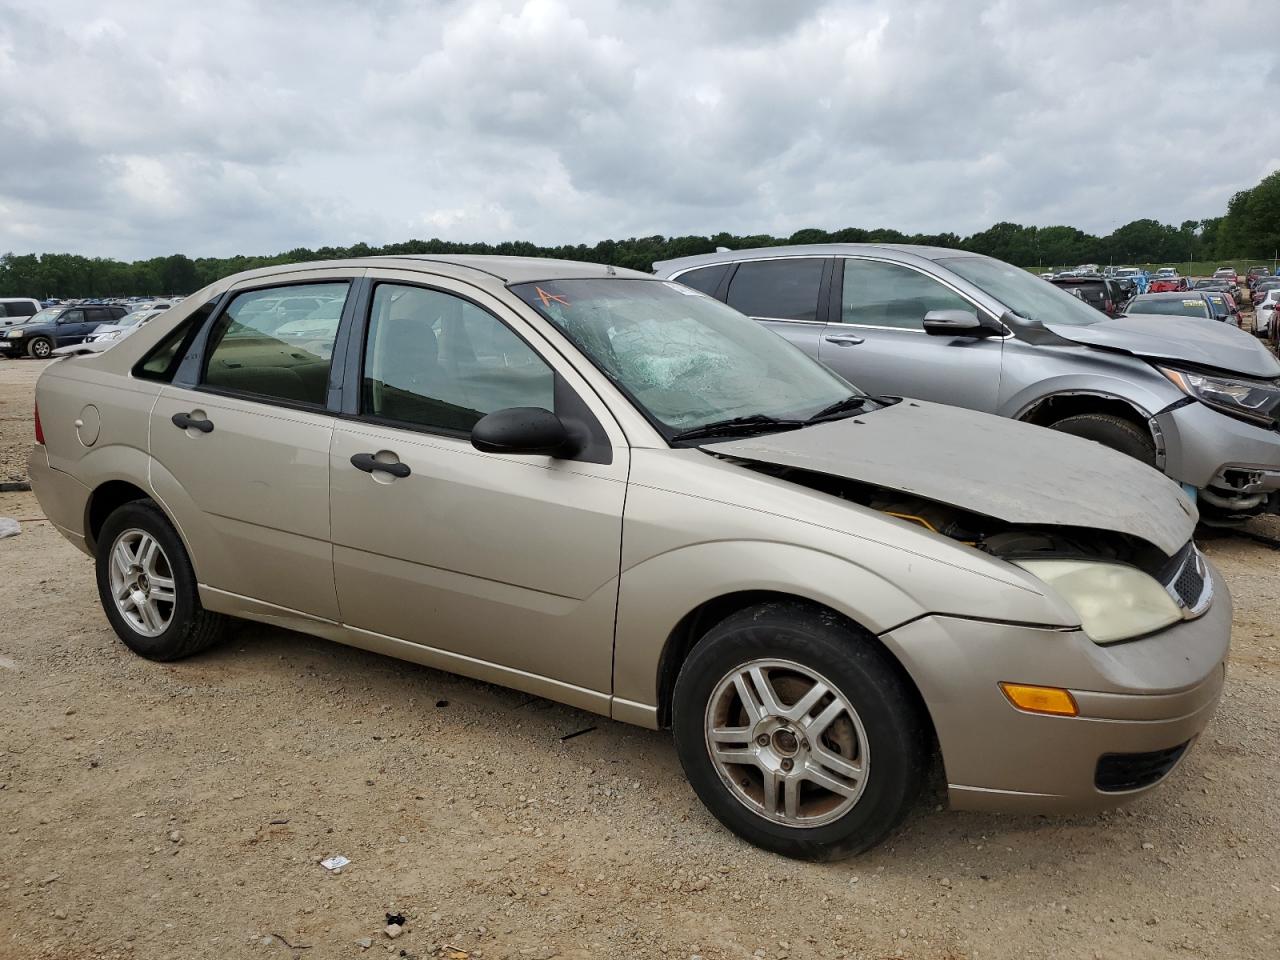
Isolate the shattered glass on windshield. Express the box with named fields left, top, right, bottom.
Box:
left=513, top=278, right=855, bottom=433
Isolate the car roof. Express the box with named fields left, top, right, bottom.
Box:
left=652, top=243, right=981, bottom=274
left=1133, top=291, right=1208, bottom=300
left=225, top=255, right=652, bottom=287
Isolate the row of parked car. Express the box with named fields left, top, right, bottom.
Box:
left=0, top=298, right=178, bottom=358
left=1034, top=265, right=1280, bottom=338
left=29, top=245, right=1255, bottom=860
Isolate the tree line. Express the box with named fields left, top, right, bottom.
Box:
left=3, top=171, right=1278, bottom=299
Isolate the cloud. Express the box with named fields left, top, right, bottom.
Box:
left=0, top=0, right=1277, bottom=259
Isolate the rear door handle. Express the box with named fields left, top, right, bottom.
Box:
left=350, top=452, right=411, bottom=478
left=171, top=412, right=214, bottom=433
left=824, top=334, right=865, bottom=346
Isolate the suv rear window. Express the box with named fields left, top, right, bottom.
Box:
left=1, top=301, right=37, bottom=318
left=725, top=258, right=824, bottom=323
left=1128, top=297, right=1210, bottom=318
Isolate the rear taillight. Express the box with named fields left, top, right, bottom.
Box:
left=34, top=402, right=44, bottom=444
left=1104, top=300, right=1115, bottom=313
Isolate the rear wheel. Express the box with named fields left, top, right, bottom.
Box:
left=672, top=602, right=929, bottom=860
left=27, top=336, right=52, bottom=359
left=95, top=500, right=227, bottom=660
left=1050, top=412, right=1155, bottom=465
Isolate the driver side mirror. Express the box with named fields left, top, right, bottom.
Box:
left=922, top=309, right=1002, bottom=338
left=471, top=407, right=574, bottom=457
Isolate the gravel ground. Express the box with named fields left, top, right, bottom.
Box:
left=1, top=357, right=1279, bottom=960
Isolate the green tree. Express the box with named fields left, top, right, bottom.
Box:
left=1217, top=170, right=1280, bottom=260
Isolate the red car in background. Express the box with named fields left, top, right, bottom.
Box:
left=1148, top=275, right=1189, bottom=293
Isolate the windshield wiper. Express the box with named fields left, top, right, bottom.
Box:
left=806, top=395, right=868, bottom=423
left=671, top=413, right=806, bottom=443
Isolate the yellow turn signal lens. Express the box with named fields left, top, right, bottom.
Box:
left=999, top=682, right=1079, bottom=717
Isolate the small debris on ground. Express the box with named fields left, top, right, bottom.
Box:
left=0, top=517, right=20, bottom=539
left=320, top=855, right=350, bottom=871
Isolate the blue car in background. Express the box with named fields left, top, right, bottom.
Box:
left=1111, top=266, right=1149, bottom=295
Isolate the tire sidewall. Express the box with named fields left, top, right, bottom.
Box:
left=95, top=501, right=202, bottom=660
left=1050, top=414, right=1155, bottom=465
left=28, top=337, right=52, bottom=359
left=672, top=608, right=924, bottom=860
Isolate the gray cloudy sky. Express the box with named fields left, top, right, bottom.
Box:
left=2, top=0, right=1278, bottom=260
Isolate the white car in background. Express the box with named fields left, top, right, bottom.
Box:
left=85, top=308, right=165, bottom=344
left=0, top=297, right=42, bottom=327
left=1255, top=289, right=1279, bottom=338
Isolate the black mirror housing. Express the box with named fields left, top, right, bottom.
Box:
left=922, top=309, right=1001, bottom=338
left=471, top=407, right=572, bottom=457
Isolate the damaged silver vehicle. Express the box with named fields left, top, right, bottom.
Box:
left=654, top=245, right=1280, bottom=524
left=31, top=257, right=1229, bottom=860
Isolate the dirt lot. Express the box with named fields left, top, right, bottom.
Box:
left=1, top=357, right=1278, bottom=960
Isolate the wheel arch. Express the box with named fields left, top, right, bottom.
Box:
left=84, top=479, right=153, bottom=553
left=651, top=591, right=936, bottom=755
left=1014, top=391, right=1165, bottom=468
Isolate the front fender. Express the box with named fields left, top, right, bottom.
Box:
left=999, top=371, right=1179, bottom=423
left=609, top=538, right=1069, bottom=723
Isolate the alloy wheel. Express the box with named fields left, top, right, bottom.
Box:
left=704, top=658, right=869, bottom=827
left=108, top=528, right=177, bottom=637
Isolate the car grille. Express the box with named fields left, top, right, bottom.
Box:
left=1172, top=556, right=1205, bottom=607
left=1095, top=742, right=1190, bottom=793
left=1160, top=543, right=1212, bottom=617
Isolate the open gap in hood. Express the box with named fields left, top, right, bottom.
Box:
left=721, top=456, right=1173, bottom=577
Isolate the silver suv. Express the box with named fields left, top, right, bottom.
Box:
left=655, top=245, right=1280, bottom=522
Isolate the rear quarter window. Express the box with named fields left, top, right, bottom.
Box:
left=673, top=264, right=731, bottom=298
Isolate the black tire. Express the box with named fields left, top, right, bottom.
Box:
left=672, top=601, right=929, bottom=861
left=1049, top=412, right=1156, bottom=465
left=95, top=499, right=227, bottom=661
left=27, top=336, right=52, bottom=359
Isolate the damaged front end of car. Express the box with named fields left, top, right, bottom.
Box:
left=704, top=398, right=1213, bottom=645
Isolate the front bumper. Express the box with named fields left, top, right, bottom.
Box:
left=1157, top=400, right=1280, bottom=511
left=879, top=563, right=1231, bottom=813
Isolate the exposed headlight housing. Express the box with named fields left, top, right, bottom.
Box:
left=1014, top=559, right=1182, bottom=644
left=1159, top=365, right=1280, bottom=428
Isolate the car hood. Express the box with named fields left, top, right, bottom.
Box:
left=1046, top=314, right=1280, bottom=378
left=708, top=400, right=1195, bottom=557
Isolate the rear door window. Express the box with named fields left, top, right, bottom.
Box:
left=840, top=259, right=975, bottom=328
left=201, top=282, right=349, bottom=406
left=725, top=258, right=824, bottom=322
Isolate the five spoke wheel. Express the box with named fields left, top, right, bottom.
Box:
left=705, top=658, right=869, bottom=827
left=108, top=528, right=176, bottom=637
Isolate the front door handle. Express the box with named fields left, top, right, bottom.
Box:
left=824, top=334, right=865, bottom=346
left=350, top=452, right=411, bottom=478
left=171, top=411, right=214, bottom=433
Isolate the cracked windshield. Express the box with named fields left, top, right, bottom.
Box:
left=513, top=278, right=858, bottom=435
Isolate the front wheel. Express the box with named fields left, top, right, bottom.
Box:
left=27, top=336, right=52, bottom=359
left=95, top=500, right=227, bottom=660
left=672, top=602, right=929, bottom=860
left=1049, top=412, right=1155, bottom=465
